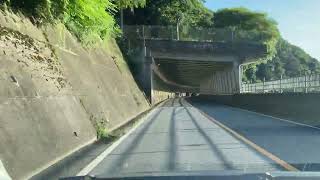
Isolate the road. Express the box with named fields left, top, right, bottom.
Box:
left=83, top=98, right=285, bottom=178
left=190, top=98, right=320, bottom=171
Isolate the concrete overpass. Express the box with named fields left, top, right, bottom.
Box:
left=122, top=26, right=268, bottom=103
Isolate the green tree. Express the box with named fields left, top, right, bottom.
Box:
left=244, top=65, right=257, bottom=82
left=114, top=0, right=146, bottom=8
left=213, top=8, right=280, bottom=59
left=256, top=63, right=273, bottom=81
left=157, top=0, right=210, bottom=25
left=273, top=59, right=285, bottom=79
left=3, top=0, right=67, bottom=22
left=64, top=0, right=118, bottom=45
left=244, top=38, right=320, bottom=82
left=121, top=0, right=213, bottom=27
left=113, top=0, right=146, bottom=29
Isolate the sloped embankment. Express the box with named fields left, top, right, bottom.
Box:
left=0, top=10, right=149, bottom=179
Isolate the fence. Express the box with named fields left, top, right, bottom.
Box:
left=241, top=74, right=320, bottom=93
left=123, top=25, right=266, bottom=43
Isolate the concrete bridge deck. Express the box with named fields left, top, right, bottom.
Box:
left=124, top=32, right=269, bottom=103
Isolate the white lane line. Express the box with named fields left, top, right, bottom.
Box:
left=226, top=105, right=320, bottom=131
left=76, top=106, right=162, bottom=176
left=0, top=160, right=12, bottom=180
left=184, top=100, right=299, bottom=172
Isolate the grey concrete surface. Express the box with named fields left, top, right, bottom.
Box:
left=30, top=141, right=112, bottom=180
left=0, top=10, right=149, bottom=179
left=190, top=98, right=320, bottom=171
left=31, top=102, right=162, bottom=180
left=122, top=34, right=267, bottom=97
left=88, top=98, right=280, bottom=178
left=194, top=94, right=320, bottom=127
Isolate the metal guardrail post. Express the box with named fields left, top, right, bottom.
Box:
left=319, top=74, right=320, bottom=90
left=171, top=26, right=174, bottom=40
left=263, top=78, right=265, bottom=93
left=142, top=25, right=145, bottom=41
left=305, top=73, right=308, bottom=93
left=293, top=77, right=296, bottom=93
left=255, top=83, right=257, bottom=93
left=176, top=25, right=180, bottom=40
left=280, top=75, right=282, bottom=93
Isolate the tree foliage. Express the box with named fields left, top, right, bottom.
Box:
left=213, top=8, right=280, bottom=59
left=2, top=0, right=67, bottom=21
left=121, top=0, right=213, bottom=27
left=1, top=0, right=130, bottom=45
left=64, top=0, right=118, bottom=45
left=243, top=38, right=320, bottom=82
left=157, top=0, right=212, bottom=26
left=114, top=0, right=146, bottom=9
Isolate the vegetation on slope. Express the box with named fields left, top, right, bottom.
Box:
left=0, top=0, right=145, bottom=45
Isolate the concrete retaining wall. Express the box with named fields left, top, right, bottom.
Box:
left=193, top=93, right=320, bottom=127
left=0, top=10, right=149, bottom=179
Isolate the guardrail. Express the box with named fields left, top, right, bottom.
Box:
left=241, top=74, right=320, bottom=93
left=123, top=25, right=266, bottom=43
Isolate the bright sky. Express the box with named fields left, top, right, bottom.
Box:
left=205, top=0, right=320, bottom=60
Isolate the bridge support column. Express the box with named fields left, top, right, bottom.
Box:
left=141, top=57, right=153, bottom=103
left=199, top=61, right=241, bottom=95
left=234, top=61, right=241, bottom=94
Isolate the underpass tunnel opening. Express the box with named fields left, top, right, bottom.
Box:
left=150, top=57, right=240, bottom=101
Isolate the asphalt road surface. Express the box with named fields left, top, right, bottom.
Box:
left=85, top=98, right=284, bottom=178
left=190, top=98, right=320, bottom=171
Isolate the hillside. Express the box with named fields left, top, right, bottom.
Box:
left=243, top=38, right=320, bottom=82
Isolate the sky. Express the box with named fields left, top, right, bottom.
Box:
left=205, top=0, right=320, bottom=60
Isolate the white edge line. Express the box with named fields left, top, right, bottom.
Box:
left=0, top=160, right=12, bottom=180
left=227, top=105, right=320, bottom=131
left=188, top=97, right=320, bottom=131
left=184, top=100, right=299, bottom=171
left=76, top=106, right=161, bottom=176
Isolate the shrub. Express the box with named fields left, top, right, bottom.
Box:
left=64, top=0, right=119, bottom=45
left=3, top=0, right=66, bottom=22
left=2, top=0, right=119, bottom=45
left=96, top=121, right=109, bottom=139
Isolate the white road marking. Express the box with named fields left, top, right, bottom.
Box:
left=0, top=160, right=12, bottom=180
left=227, top=105, right=320, bottom=131
left=77, top=105, right=162, bottom=176
left=184, top=100, right=299, bottom=172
